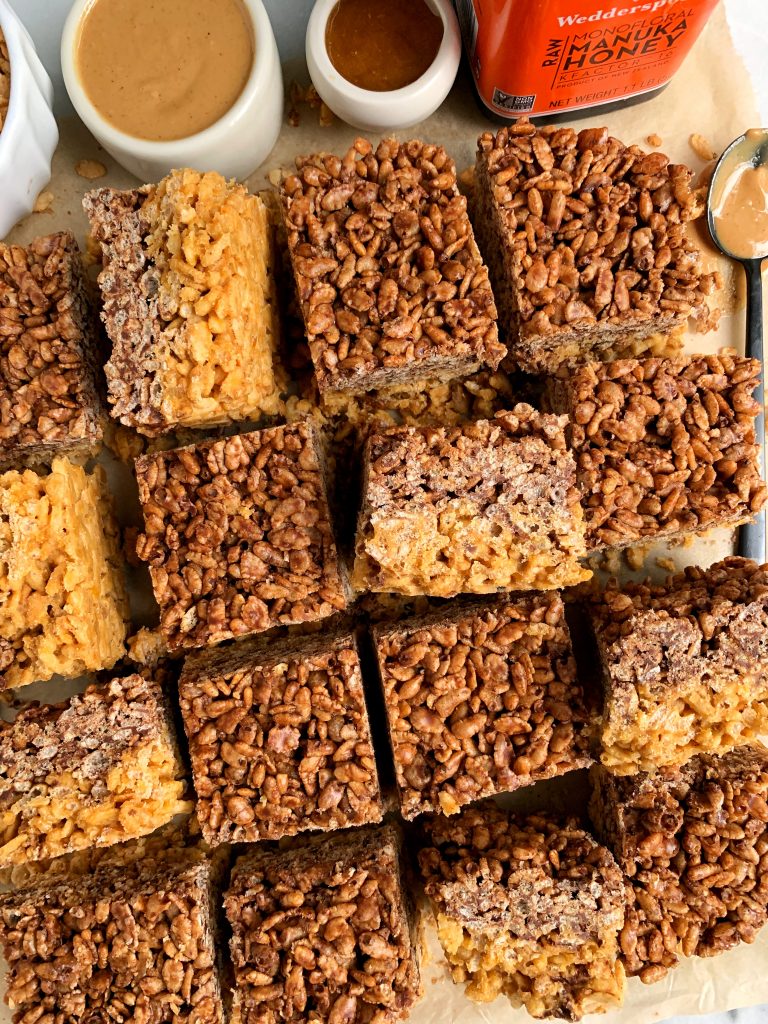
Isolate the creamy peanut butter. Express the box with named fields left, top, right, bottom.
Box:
left=711, top=129, right=768, bottom=260
left=76, top=0, right=253, bottom=142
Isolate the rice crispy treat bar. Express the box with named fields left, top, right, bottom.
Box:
left=281, top=136, right=504, bottom=395
left=588, top=557, right=768, bottom=775
left=372, top=593, right=592, bottom=819
left=0, top=232, right=104, bottom=468
left=179, top=631, right=382, bottom=844
left=590, top=746, right=768, bottom=984
left=225, top=823, right=421, bottom=1024
left=548, top=354, right=766, bottom=550
left=418, top=803, right=625, bottom=1020
left=135, top=420, right=347, bottom=650
left=474, top=121, right=720, bottom=373
left=0, top=457, right=129, bottom=689
left=0, top=855, right=224, bottom=1024
left=84, top=169, right=280, bottom=436
left=0, top=674, right=191, bottom=867
left=352, top=406, right=591, bottom=597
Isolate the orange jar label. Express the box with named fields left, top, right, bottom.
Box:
left=455, top=0, right=721, bottom=117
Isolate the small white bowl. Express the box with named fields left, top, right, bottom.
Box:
left=306, top=0, right=461, bottom=133
left=60, top=0, right=283, bottom=182
left=0, top=0, right=58, bottom=240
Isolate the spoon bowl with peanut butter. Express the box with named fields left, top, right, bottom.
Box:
left=708, top=129, right=768, bottom=561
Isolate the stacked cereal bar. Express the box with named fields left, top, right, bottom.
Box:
left=418, top=803, right=626, bottom=1020
left=84, top=169, right=280, bottom=435
left=588, top=557, right=768, bottom=774
left=225, top=823, right=421, bottom=1024
left=373, top=592, right=591, bottom=818
left=352, top=407, right=590, bottom=597
left=0, top=233, right=104, bottom=468
left=590, top=745, right=768, bottom=983
left=281, top=137, right=504, bottom=395
left=474, top=121, right=720, bottom=372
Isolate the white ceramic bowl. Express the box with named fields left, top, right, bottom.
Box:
left=60, top=0, right=283, bottom=182
left=306, top=0, right=461, bottom=133
left=0, top=0, right=58, bottom=240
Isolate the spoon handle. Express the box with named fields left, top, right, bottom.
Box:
left=739, top=259, right=766, bottom=563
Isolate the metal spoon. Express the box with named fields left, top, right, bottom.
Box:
left=707, top=129, right=768, bottom=563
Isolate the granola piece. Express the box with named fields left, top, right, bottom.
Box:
left=352, top=406, right=591, bottom=597
left=225, top=823, right=421, bottom=1024
left=0, top=30, right=8, bottom=132
left=590, top=746, right=768, bottom=982
left=281, top=136, right=504, bottom=395
left=84, top=169, right=280, bottom=436
left=548, top=354, right=766, bottom=550
left=0, top=233, right=104, bottom=468
left=474, top=121, right=721, bottom=373
left=0, top=458, right=129, bottom=689
left=588, top=557, right=768, bottom=774
left=373, top=593, right=592, bottom=819
left=418, top=803, right=625, bottom=1020
left=135, top=420, right=347, bottom=650
left=0, top=855, right=224, bottom=1024
left=0, top=674, right=191, bottom=867
left=179, top=631, right=382, bottom=844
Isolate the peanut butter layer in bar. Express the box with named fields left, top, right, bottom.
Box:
left=548, top=354, right=766, bottom=550
left=418, top=803, right=625, bottom=1021
left=588, top=557, right=768, bottom=775
left=0, top=854, right=224, bottom=1024
left=0, top=674, right=191, bottom=867
left=135, top=420, right=347, bottom=650
left=0, top=233, right=104, bottom=468
left=179, top=631, right=382, bottom=844
left=474, top=121, right=720, bottom=373
left=373, top=593, right=592, bottom=819
left=590, top=745, right=768, bottom=984
left=225, top=823, right=421, bottom=1024
left=84, top=169, right=280, bottom=436
left=281, top=137, right=504, bottom=396
left=352, top=406, right=591, bottom=597
left=0, top=457, right=128, bottom=689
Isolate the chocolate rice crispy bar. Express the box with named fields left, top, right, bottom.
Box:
left=372, top=593, right=592, bottom=819
left=281, top=136, right=504, bottom=396
left=474, top=121, right=720, bottom=373
left=84, top=169, right=280, bottom=436
left=590, top=745, right=768, bottom=984
left=179, top=630, right=382, bottom=845
left=418, top=803, right=625, bottom=1020
left=225, top=822, right=421, bottom=1024
left=135, top=420, right=347, bottom=650
left=548, top=353, right=766, bottom=550
left=0, top=674, right=191, bottom=867
left=352, top=406, right=591, bottom=597
left=588, top=557, right=768, bottom=775
left=0, top=233, right=104, bottom=468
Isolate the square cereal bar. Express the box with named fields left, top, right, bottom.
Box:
left=548, top=354, right=766, bottom=550
left=281, top=137, right=504, bottom=395
left=179, top=631, right=382, bottom=844
left=590, top=746, right=768, bottom=983
left=0, top=674, right=191, bottom=867
left=418, top=803, right=625, bottom=1020
left=372, top=592, right=592, bottom=819
left=0, top=457, right=128, bottom=689
left=135, top=421, right=347, bottom=650
left=225, top=823, right=421, bottom=1024
left=84, top=169, right=280, bottom=436
left=352, top=406, right=590, bottom=597
left=474, top=122, right=720, bottom=373
left=0, top=855, right=224, bottom=1023
left=588, top=557, right=768, bottom=774
left=0, top=232, right=104, bottom=467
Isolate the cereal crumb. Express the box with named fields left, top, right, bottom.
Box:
left=319, top=101, right=335, bottom=127
left=646, top=133, right=663, bottom=147
left=689, top=133, right=716, bottom=162
left=655, top=556, right=677, bottom=572
left=624, top=545, right=646, bottom=571
left=76, top=158, right=108, bottom=180
left=33, top=190, right=54, bottom=213
left=267, top=168, right=282, bottom=186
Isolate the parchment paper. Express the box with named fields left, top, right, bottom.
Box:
left=4, top=4, right=768, bottom=1022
